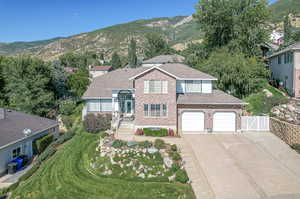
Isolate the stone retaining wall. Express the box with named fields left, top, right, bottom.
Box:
left=270, top=117, right=300, bottom=146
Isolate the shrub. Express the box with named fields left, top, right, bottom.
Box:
left=175, top=170, right=189, bottom=183
left=170, top=152, right=181, bottom=161
left=171, top=163, right=180, bottom=173
left=37, top=146, right=56, bottom=163
left=154, top=139, right=165, bottom=149
left=138, top=140, right=152, bottom=148
left=35, top=134, right=54, bottom=154
left=143, top=128, right=168, bottom=137
left=171, top=144, right=178, bottom=152
left=61, top=116, right=73, bottom=129
left=99, top=132, right=109, bottom=138
left=112, top=140, right=126, bottom=148
left=135, top=128, right=144, bottom=136
left=83, top=113, right=112, bottom=133
left=168, top=129, right=175, bottom=136
left=292, top=144, right=300, bottom=154
left=59, top=100, right=77, bottom=115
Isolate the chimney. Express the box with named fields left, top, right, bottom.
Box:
left=0, top=108, right=6, bottom=120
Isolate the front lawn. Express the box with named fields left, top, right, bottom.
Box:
left=10, top=133, right=195, bottom=199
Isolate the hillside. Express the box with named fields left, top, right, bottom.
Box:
left=0, top=16, right=201, bottom=60
left=269, top=0, right=300, bottom=22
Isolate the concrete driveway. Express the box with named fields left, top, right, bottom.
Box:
left=184, top=133, right=300, bottom=199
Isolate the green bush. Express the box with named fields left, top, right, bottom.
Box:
left=112, top=140, right=126, bottom=148
left=143, top=128, right=168, bottom=137
left=37, top=146, right=56, bottom=163
left=171, top=144, right=177, bottom=152
left=171, top=163, right=180, bottom=173
left=154, top=139, right=165, bottom=149
left=175, top=170, right=189, bottom=183
left=138, top=140, right=152, bottom=148
left=59, top=100, right=77, bottom=115
left=99, top=132, right=109, bottom=138
left=170, top=152, right=181, bottom=161
left=292, top=144, right=300, bottom=154
left=35, top=134, right=54, bottom=154
left=83, top=114, right=112, bottom=133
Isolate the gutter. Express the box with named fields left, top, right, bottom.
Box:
left=0, top=123, right=59, bottom=150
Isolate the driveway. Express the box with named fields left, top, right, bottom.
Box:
left=184, top=133, right=300, bottom=199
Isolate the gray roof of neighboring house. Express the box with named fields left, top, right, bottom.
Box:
left=142, top=54, right=185, bottom=64
left=177, top=90, right=247, bottom=105
left=83, top=67, right=148, bottom=99
left=268, top=41, right=300, bottom=58
left=0, top=109, right=58, bottom=149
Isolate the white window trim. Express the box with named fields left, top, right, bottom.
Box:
left=144, top=80, right=168, bottom=94
left=185, top=80, right=202, bottom=93
left=143, top=104, right=168, bottom=118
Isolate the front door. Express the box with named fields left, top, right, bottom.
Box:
left=125, top=100, right=132, bottom=115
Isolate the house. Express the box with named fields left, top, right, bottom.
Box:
left=0, top=108, right=59, bottom=176
left=268, top=42, right=300, bottom=98
left=89, top=65, right=113, bottom=78
left=141, top=54, right=185, bottom=67
left=82, top=56, right=246, bottom=134
left=270, top=30, right=284, bottom=45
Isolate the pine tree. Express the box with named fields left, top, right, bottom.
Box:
left=128, top=39, right=137, bottom=68
left=111, top=52, right=122, bottom=69
left=283, top=15, right=293, bottom=46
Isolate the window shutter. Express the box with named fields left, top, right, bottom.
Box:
left=162, top=81, right=168, bottom=94
left=144, top=80, right=149, bottom=93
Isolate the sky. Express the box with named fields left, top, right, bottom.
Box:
left=0, top=0, right=278, bottom=43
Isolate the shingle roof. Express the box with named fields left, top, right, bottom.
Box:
left=177, top=90, right=247, bottom=105
left=0, top=110, right=58, bottom=149
left=142, top=54, right=185, bottom=64
left=83, top=67, right=148, bottom=99
left=268, top=41, right=300, bottom=58
left=159, top=63, right=217, bottom=80
left=89, top=65, right=112, bottom=71
left=130, top=63, right=217, bottom=80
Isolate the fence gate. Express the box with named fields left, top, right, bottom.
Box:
left=241, top=116, right=270, bottom=132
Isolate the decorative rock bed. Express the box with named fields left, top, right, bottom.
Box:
left=271, top=101, right=300, bottom=125
left=90, top=135, right=189, bottom=183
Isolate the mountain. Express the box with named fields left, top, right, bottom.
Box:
left=0, top=37, right=63, bottom=56
left=0, top=16, right=201, bottom=60
left=269, top=0, right=300, bottom=22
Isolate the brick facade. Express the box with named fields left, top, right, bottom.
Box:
left=134, top=69, right=177, bottom=130
left=270, top=117, right=300, bottom=146
left=177, top=104, right=242, bottom=134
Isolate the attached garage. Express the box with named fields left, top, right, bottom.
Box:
left=213, top=112, right=236, bottom=132
left=181, top=112, right=204, bottom=132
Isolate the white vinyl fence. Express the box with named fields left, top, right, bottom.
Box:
left=241, top=116, right=270, bottom=132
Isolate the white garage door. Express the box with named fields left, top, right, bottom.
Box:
left=213, top=112, right=236, bottom=132
left=182, top=112, right=204, bottom=132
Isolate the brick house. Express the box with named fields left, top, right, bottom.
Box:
left=268, top=42, right=300, bottom=98
left=82, top=55, right=246, bottom=134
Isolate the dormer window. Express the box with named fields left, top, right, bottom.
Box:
left=185, top=80, right=202, bottom=93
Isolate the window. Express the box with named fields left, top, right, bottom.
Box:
left=144, top=80, right=168, bottom=94
left=185, top=80, right=202, bottom=93
left=278, top=55, right=282, bottom=64
left=87, top=99, right=112, bottom=112
left=144, top=104, right=167, bottom=117
left=12, top=147, right=21, bottom=159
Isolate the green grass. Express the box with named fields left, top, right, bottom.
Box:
left=10, top=133, right=195, bottom=199
left=243, top=84, right=288, bottom=115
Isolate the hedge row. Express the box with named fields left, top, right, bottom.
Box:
left=143, top=128, right=168, bottom=137
left=36, top=134, right=54, bottom=154
left=4, top=130, right=76, bottom=195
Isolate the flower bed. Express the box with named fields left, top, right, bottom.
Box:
left=90, top=136, right=189, bottom=183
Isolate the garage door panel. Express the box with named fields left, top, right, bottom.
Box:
left=182, top=112, right=204, bottom=132
left=213, top=112, right=236, bottom=132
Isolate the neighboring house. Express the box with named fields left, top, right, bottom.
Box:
left=141, top=54, right=185, bottom=67
left=82, top=55, right=246, bottom=134
left=0, top=108, right=59, bottom=176
left=268, top=42, right=300, bottom=98
left=89, top=65, right=113, bottom=78
left=270, top=30, right=284, bottom=45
